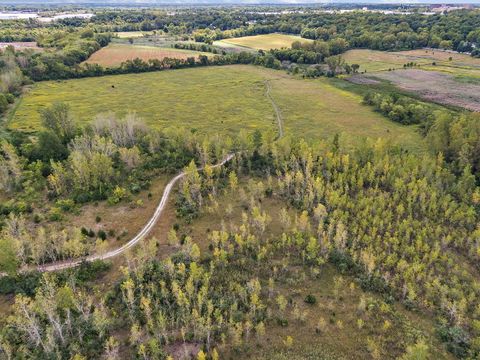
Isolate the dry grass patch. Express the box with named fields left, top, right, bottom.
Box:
left=83, top=43, right=211, bottom=67
left=115, top=31, right=155, bottom=38
left=64, top=176, right=170, bottom=252
left=217, top=33, right=312, bottom=51
left=369, top=69, right=480, bottom=111
left=0, top=42, right=41, bottom=51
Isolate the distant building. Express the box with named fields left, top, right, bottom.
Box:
left=429, top=4, right=473, bottom=13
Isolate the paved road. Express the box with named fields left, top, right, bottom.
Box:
left=7, top=154, right=235, bottom=274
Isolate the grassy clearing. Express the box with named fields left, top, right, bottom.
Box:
left=83, top=43, right=211, bottom=67
left=115, top=31, right=155, bottom=38
left=10, top=65, right=422, bottom=150
left=343, top=49, right=480, bottom=74
left=268, top=74, right=424, bottom=151
left=216, top=33, right=312, bottom=51
left=343, top=49, right=432, bottom=72
left=11, top=65, right=276, bottom=135
left=343, top=49, right=480, bottom=112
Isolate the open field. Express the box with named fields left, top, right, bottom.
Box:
left=10, top=65, right=423, bottom=150
left=343, top=49, right=433, bottom=72
left=344, top=49, right=480, bottom=111
left=399, top=49, right=480, bottom=67
left=83, top=43, right=211, bottom=67
left=343, top=49, right=480, bottom=73
left=215, top=33, right=312, bottom=51
left=115, top=31, right=155, bottom=38
left=369, top=69, right=480, bottom=112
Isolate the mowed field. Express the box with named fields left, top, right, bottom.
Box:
left=215, top=33, right=312, bottom=51
left=83, top=43, right=211, bottom=67
left=115, top=31, right=155, bottom=38
left=10, top=65, right=423, bottom=150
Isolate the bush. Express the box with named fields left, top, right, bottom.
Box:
left=437, top=325, right=471, bottom=358
left=0, top=272, right=42, bottom=296
left=304, top=294, right=317, bottom=305
left=97, top=230, right=107, bottom=240
left=48, top=207, right=63, bottom=221
left=56, top=199, right=75, bottom=212
left=33, top=213, right=42, bottom=223
left=74, top=260, right=111, bottom=283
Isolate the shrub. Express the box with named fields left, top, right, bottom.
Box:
left=107, top=186, right=129, bottom=205
left=437, top=325, right=471, bottom=358
left=304, top=294, right=317, bottom=304
left=33, top=213, right=42, bottom=223
left=56, top=199, right=75, bottom=212
left=97, top=230, right=107, bottom=240
left=48, top=207, right=63, bottom=221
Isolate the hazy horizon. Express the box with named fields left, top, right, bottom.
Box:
left=0, top=0, right=479, bottom=6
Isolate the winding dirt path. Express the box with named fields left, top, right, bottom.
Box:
left=2, top=79, right=284, bottom=276
left=264, top=80, right=283, bottom=139
left=4, top=154, right=234, bottom=274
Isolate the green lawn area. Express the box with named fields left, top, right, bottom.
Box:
left=215, top=33, right=312, bottom=51
left=10, top=65, right=423, bottom=151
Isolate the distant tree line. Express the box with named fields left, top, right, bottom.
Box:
left=172, top=42, right=226, bottom=55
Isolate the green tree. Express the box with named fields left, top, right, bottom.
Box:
left=0, top=237, right=18, bottom=275
left=40, top=102, right=76, bottom=142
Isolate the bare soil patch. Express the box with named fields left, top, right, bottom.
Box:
left=369, top=69, right=480, bottom=111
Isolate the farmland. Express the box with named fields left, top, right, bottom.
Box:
left=83, top=43, right=211, bottom=67
left=215, top=33, right=313, bottom=51
left=10, top=65, right=422, bottom=150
